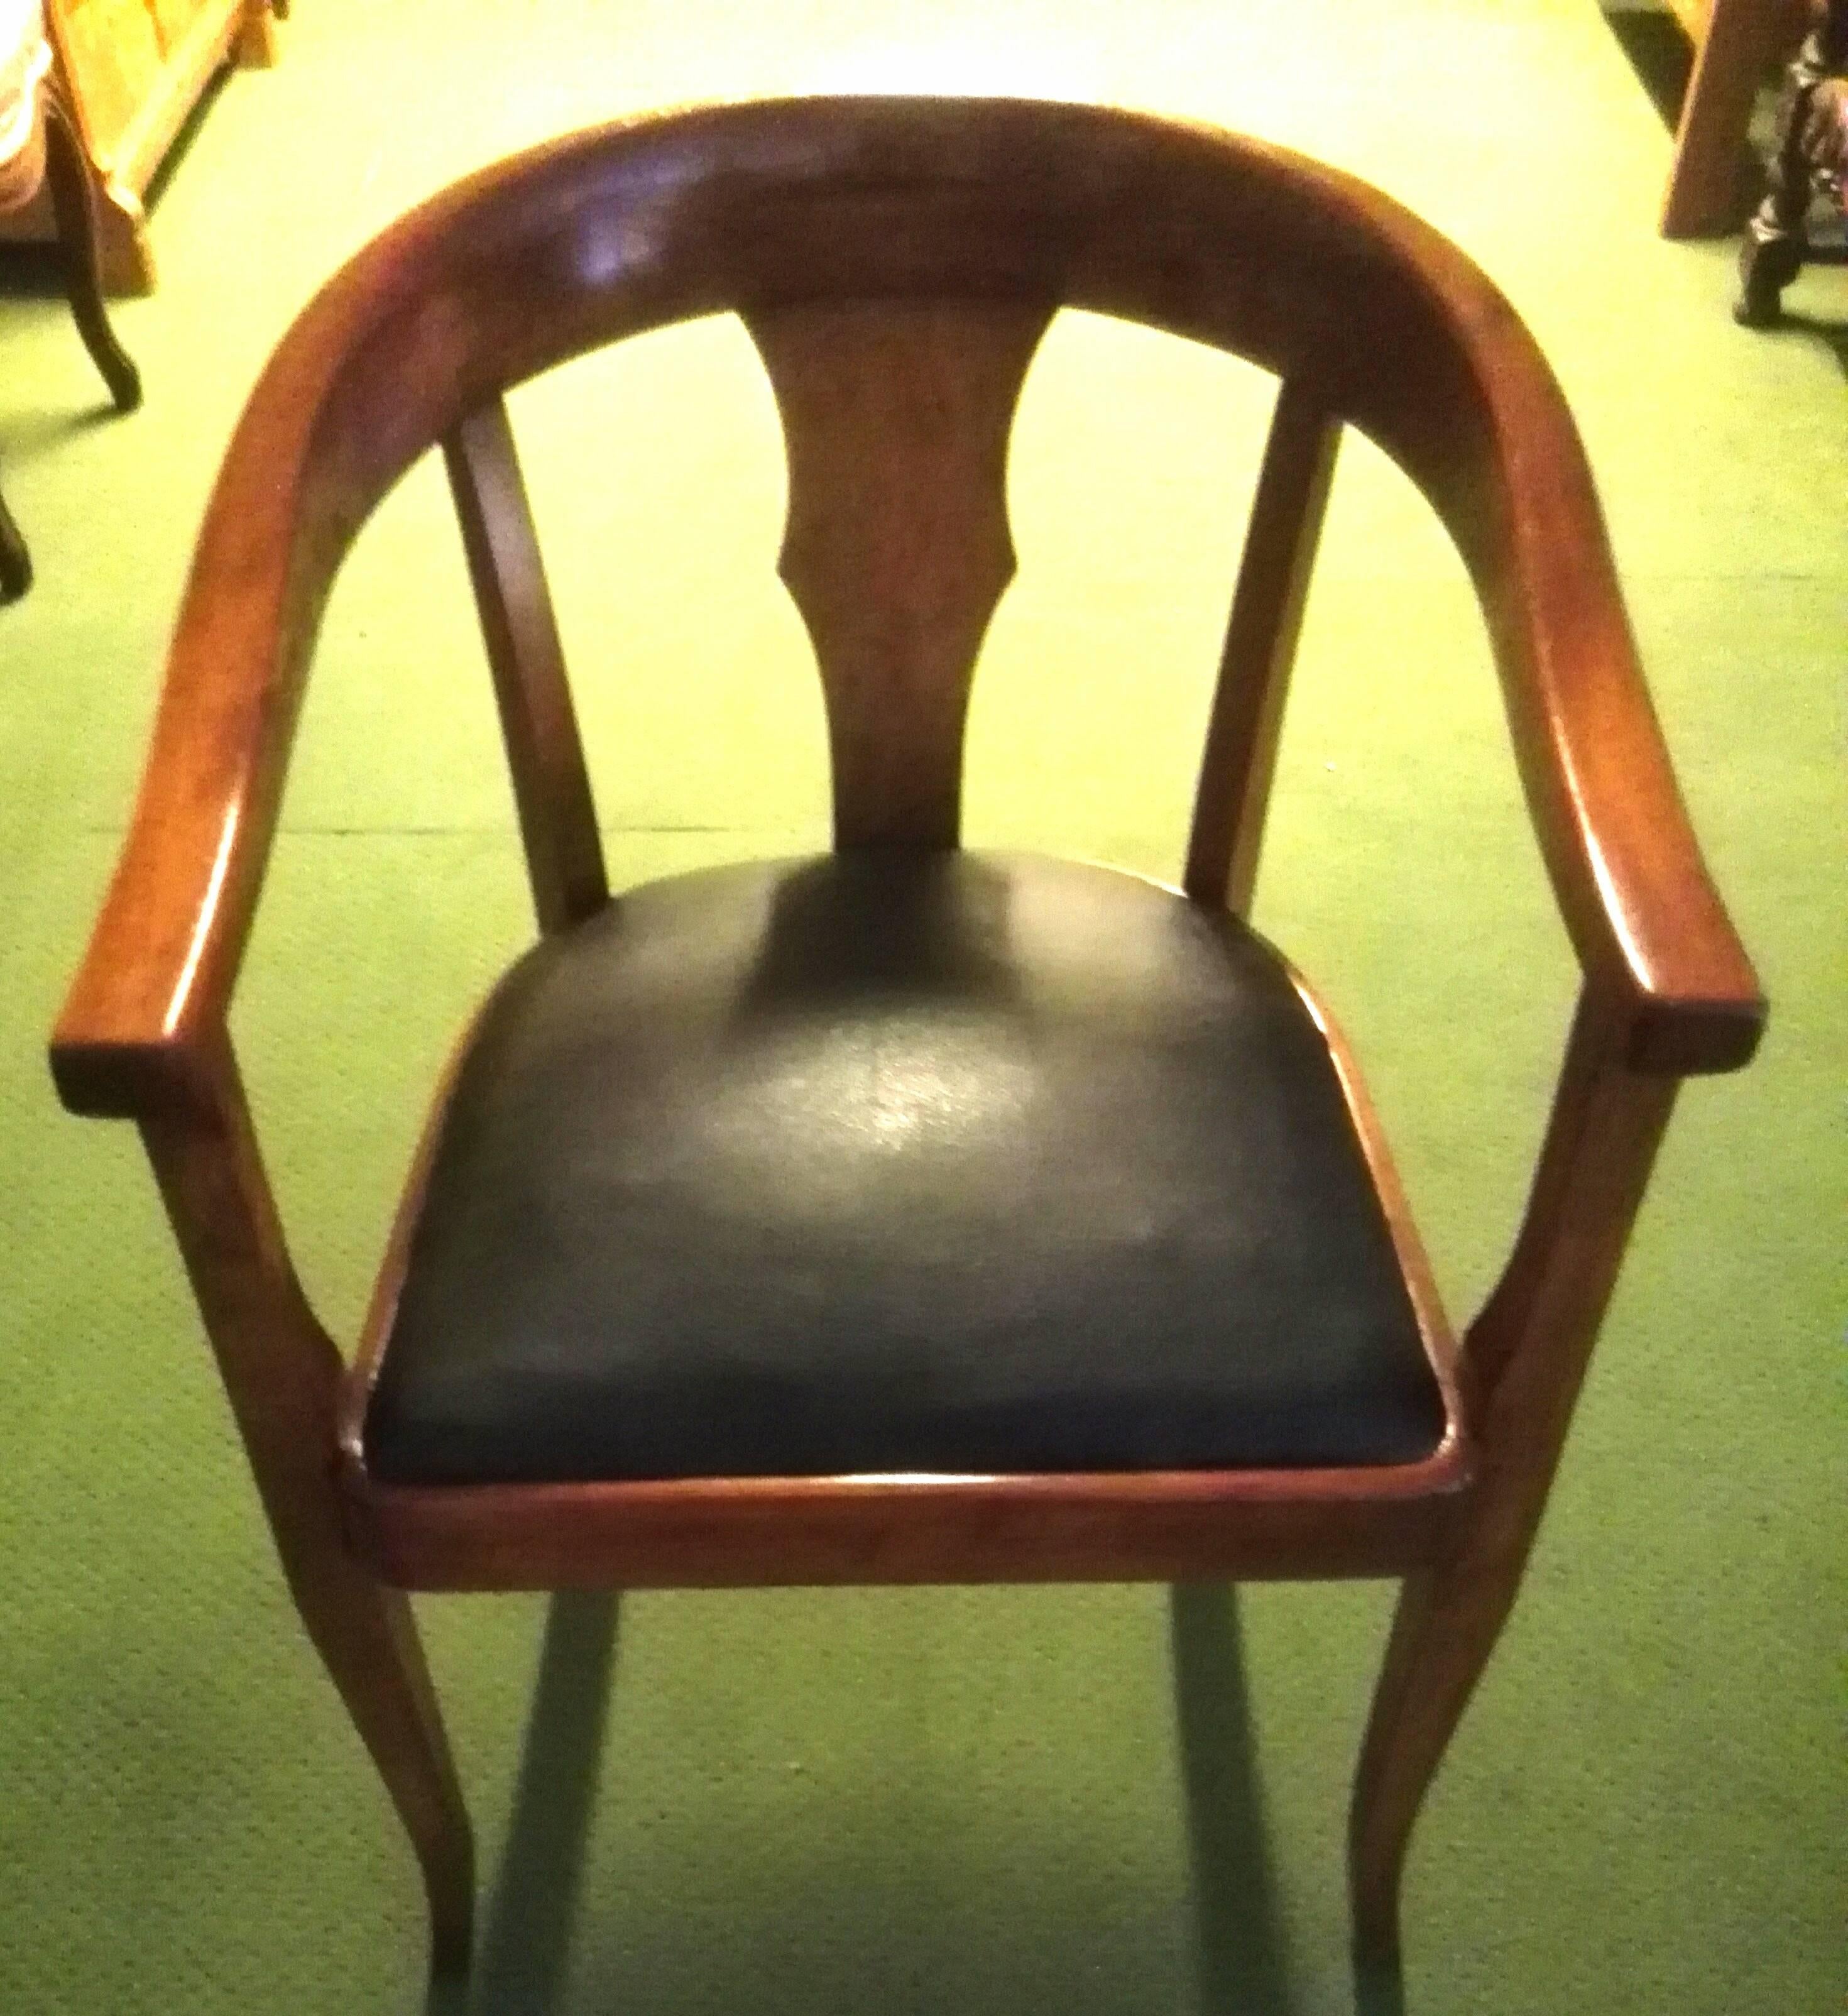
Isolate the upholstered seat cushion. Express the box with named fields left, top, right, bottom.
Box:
left=364, top=852, right=1447, bottom=1486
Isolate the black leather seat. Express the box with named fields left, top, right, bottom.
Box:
left=366, top=850, right=1447, bottom=1486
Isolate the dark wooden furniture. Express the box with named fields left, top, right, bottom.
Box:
left=0, top=72, right=140, bottom=603
left=49, top=99, right=1766, bottom=1985
left=1661, top=0, right=1809, bottom=236
left=1736, top=0, right=1848, bottom=320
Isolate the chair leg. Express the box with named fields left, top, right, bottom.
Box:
left=1346, top=1547, right=1526, bottom=1964
left=133, top=1070, right=474, bottom=1981
left=0, top=475, right=32, bottom=602
left=290, top=1560, right=478, bottom=1980
left=1735, top=18, right=1837, bottom=325
left=40, top=96, right=141, bottom=412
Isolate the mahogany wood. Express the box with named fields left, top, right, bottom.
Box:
left=48, top=98, right=1762, bottom=1126
left=442, top=398, right=607, bottom=933
left=745, top=301, right=1052, bottom=848
left=46, top=99, right=1767, bottom=1980
left=334, top=950, right=1469, bottom=1598
left=1184, top=377, right=1340, bottom=914
left=1349, top=993, right=1678, bottom=1956
left=1284, top=961, right=1463, bottom=1418
left=134, top=1027, right=474, bottom=1979
left=347, top=1469, right=1470, bottom=1594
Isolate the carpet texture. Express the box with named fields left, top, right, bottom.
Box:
left=0, top=3, right=1840, bottom=2012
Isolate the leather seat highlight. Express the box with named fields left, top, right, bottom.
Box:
left=364, top=852, right=1447, bottom=1486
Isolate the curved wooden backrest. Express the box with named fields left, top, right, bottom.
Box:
left=54, top=96, right=1762, bottom=1123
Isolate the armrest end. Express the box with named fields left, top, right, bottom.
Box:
left=1627, top=985, right=1767, bottom=1077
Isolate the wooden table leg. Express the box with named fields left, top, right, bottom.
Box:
left=1663, top=0, right=1805, bottom=238
left=0, top=85, right=145, bottom=606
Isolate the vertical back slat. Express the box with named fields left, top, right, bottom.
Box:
left=744, top=301, right=1053, bottom=849
left=1184, top=378, right=1341, bottom=914
left=442, top=398, right=608, bottom=932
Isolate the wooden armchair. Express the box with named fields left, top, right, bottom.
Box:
left=50, top=97, right=1764, bottom=1985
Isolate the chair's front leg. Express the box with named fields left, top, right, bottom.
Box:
left=1347, top=993, right=1679, bottom=1961
left=137, top=1031, right=474, bottom=1981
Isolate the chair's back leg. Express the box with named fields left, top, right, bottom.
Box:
left=444, top=398, right=608, bottom=934
left=1347, top=993, right=1679, bottom=1961
left=139, top=1034, right=476, bottom=1981
left=744, top=301, right=1052, bottom=849
left=1184, top=377, right=1339, bottom=916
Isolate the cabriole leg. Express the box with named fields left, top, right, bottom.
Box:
left=41, top=94, right=141, bottom=410
left=292, top=1569, right=477, bottom=1980
left=1347, top=1552, right=1527, bottom=1961
left=137, top=1049, right=476, bottom=1981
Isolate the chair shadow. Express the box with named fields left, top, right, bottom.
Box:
left=427, top=1589, right=622, bottom=2016
left=1759, top=301, right=1848, bottom=366
left=1170, top=1582, right=1295, bottom=2015
left=429, top=1582, right=1406, bottom=2015
left=1600, top=4, right=1695, bottom=136
left=1170, top=1584, right=1406, bottom=2016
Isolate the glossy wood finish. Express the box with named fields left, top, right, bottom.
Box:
left=134, top=1027, right=474, bottom=1979
left=746, top=302, right=1052, bottom=848
left=334, top=957, right=1468, bottom=1596
left=1350, top=992, right=1678, bottom=1955
left=48, top=98, right=1763, bottom=1129
left=47, top=99, right=1766, bottom=1976
left=1185, top=377, right=1340, bottom=914
left=348, top=1469, right=1470, bottom=1594
left=442, top=398, right=607, bottom=933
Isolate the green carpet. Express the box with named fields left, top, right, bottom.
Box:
left=1, top=3, right=1842, bottom=2010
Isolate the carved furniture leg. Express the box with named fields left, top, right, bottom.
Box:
left=42, top=92, right=141, bottom=412
left=140, top=1055, right=477, bottom=1981
left=1737, top=7, right=1847, bottom=322
left=1348, top=1557, right=1525, bottom=1963
left=0, top=89, right=143, bottom=606
left=1348, top=1000, right=1679, bottom=1960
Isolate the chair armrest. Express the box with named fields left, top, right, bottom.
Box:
left=51, top=362, right=345, bottom=1119
left=1302, top=182, right=1769, bottom=1079
left=1470, top=414, right=1765, bottom=1078
left=48, top=241, right=401, bottom=1122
